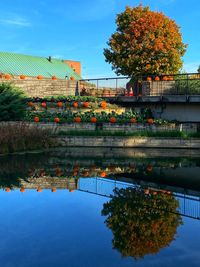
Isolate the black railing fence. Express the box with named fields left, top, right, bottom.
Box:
left=80, top=73, right=200, bottom=97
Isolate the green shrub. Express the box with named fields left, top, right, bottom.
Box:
left=0, top=83, right=27, bottom=121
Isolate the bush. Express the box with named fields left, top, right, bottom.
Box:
left=0, top=83, right=27, bottom=121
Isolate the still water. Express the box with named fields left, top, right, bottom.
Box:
left=0, top=148, right=200, bottom=267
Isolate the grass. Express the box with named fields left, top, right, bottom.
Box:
left=0, top=122, right=52, bottom=154
left=57, top=130, right=200, bottom=138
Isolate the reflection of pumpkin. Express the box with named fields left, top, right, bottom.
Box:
left=34, top=116, right=40, bottom=123
left=54, top=117, right=60, bottom=123
left=74, top=117, right=81, bottom=123
left=41, top=102, right=47, bottom=108
left=6, top=188, right=11, bottom=192
left=83, top=102, right=89, bottom=108
left=69, top=189, right=74, bottom=192
left=110, top=117, right=116, bottom=123
left=100, top=101, right=107, bottom=108
left=90, top=117, right=97, bottom=123
left=73, top=102, right=78, bottom=108
left=57, top=101, right=63, bottom=108
left=37, top=188, right=42, bottom=192
left=20, top=188, right=25, bottom=193
left=130, top=118, right=137, bottom=123
left=52, top=188, right=56, bottom=193
left=147, top=118, right=154, bottom=124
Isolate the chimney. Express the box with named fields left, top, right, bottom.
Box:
left=48, top=56, right=52, bottom=62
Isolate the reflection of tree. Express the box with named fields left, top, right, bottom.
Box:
left=102, top=187, right=182, bottom=259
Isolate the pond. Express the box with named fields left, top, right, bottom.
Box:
left=0, top=148, right=200, bottom=267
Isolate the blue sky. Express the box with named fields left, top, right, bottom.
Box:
left=0, top=0, right=199, bottom=78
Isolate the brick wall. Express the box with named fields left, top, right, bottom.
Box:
left=0, top=76, right=78, bottom=97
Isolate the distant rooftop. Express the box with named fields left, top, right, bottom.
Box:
left=0, top=51, right=81, bottom=79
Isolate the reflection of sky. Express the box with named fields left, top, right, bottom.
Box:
left=0, top=189, right=199, bottom=267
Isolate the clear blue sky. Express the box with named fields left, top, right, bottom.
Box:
left=0, top=0, right=199, bottom=78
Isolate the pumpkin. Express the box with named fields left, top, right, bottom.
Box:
left=155, top=76, right=160, bottom=81
left=5, top=74, right=11, bottom=80
left=52, top=75, right=57, bottom=80
left=82, top=170, right=89, bottom=177
left=34, top=116, right=40, bottom=123
left=168, top=76, right=174, bottom=81
left=70, top=76, right=75, bottom=80
left=74, top=117, right=81, bottom=123
left=54, top=117, right=60, bottom=123
left=130, top=118, right=137, bottom=123
left=100, top=101, right=107, bottom=108
left=51, top=188, right=56, bottom=193
left=147, top=77, right=152, bottom=81
left=57, top=101, right=63, bottom=108
left=73, top=102, right=78, bottom=108
left=100, top=171, right=106, bottom=178
left=37, top=75, right=43, bottom=80
left=83, top=101, right=89, bottom=108
left=5, top=188, right=11, bottom=192
left=37, top=188, right=42, bottom=192
left=27, top=101, right=34, bottom=107
left=41, top=102, right=47, bottom=108
left=147, top=118, right=154, bottom=124
left=20, top=188, right=25, bottom=193
left=90, top=117, right=97, bottom=123
left=147, top=165, right=153, bottom=172
left=110, top=117, right=116, bottom=123
left=20, top=74, right=26, bottom=79
left=162, top=76, right=168, bottom=81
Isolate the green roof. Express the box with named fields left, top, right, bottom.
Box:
left=0, top=51, right=81, bottom=79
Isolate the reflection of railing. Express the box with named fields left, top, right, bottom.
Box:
left=78, top=177, right=200, bottom=220
left=80, top=73, right=200, bottom=97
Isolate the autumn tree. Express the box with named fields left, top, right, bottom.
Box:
left=104, top=5, right=187, bottom=76
left=198, top=65, right=200, bottom=73
left=102, top=187, right=182, bottom=259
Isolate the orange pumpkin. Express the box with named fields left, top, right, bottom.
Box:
left=37, top=188, right=42, bottom=193
left=147, top=77, right=152, bottom=82
left=130, top=118, right=137, bottom=123
left=100, top=171, right=106, bottom=178
left=54, top=117, right=60, bottom=123
left=147, top=165, right=153, bottom=172
left=147, top=118, right=154, bottom=124
left=73, top=102, right=78, bottom=108
left=100, top=101, right=107, bottom=108
left=5, top=188, right=11, bottom=192
left=57, top=101, right=63, bottom=108
left=5, top=74, right=11, bottom=80
left=110, top=117, right=116, bottom=123
left=90, top=117, right=97, bottom=123
left=27, top=101, right=34, bottom=107
left=162, top=76, right=168, bottom=81
left=70, top=76, right=75, bottom=80
left=168, top=76, right=174, bottom=81
left=74, top=117, right=81, bottom=123
left=37, top=75, right=43, bottom=80
left=20, top=188, right=25, bottom=193
left=20, top=74, right=26, bottom=79
left=41, top=102, right=47, bottom=108
left=51, top=188, right=56, bottom=193
left=52, top=75, right=57, bottom=80
left=83, top=102, right=89, bottom=108
left=155, top=76, right=160, bottom=81
left=34, top=116, right=40, bottom=123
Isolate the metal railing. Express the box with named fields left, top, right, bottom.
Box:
left=80, top=73, right=200, bottom=97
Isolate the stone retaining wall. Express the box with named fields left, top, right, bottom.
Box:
left=0, top=76, right=78, bottom=97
